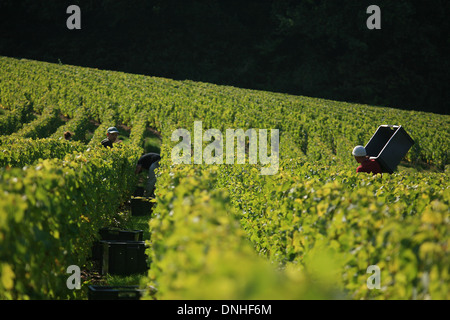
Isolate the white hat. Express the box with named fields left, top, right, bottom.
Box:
left=352, top=145, right=367, bottom=157
left=107, top=127, right=119, bottom=134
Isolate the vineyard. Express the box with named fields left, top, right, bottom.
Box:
left=0, top=56, right=448, bottom=300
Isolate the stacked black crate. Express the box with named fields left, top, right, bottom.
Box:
left=91, top=228, right=148, bottom=276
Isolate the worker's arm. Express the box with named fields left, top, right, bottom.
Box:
left=135, top=164, right=143, bottom=174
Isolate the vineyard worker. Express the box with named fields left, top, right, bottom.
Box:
left=352, top=145, right=382, bottom=175
left=101, top=127, right=119, bottom=148
left=135, top=153, right=161, bottom=196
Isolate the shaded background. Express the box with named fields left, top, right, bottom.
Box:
left=0, top=0, right=449, bottom=114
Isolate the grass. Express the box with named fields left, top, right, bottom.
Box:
left=122, top=215, right=152, bottom=245
left=142, top=127, right=162, bottom=154
left=104, top=273, right=146, bottom=287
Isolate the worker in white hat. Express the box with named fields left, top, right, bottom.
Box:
left=352, top=145, right=382, bottom=175
left=101, top=127, right=119, bottom=148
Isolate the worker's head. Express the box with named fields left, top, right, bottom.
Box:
left=352, top=145, right=367, bottom=163
left=106, top=127, right=119, bottom=142
left=64, top=131, right=72, bottom=140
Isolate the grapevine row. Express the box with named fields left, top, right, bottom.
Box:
left=216, top=160, right=449, bottom=299
left=0, top=143, right=140, bottom=299
left=142, top=144, right=342, bottom=299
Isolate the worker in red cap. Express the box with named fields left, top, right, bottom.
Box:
left=352, top=145, right=382, bottom=175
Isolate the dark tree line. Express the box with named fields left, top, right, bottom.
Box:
left=1, top=0, right=449, bottom=114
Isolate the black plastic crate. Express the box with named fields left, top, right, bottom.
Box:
left=99, top=228, right=143, bottom=242
left=365, top=125, right=415, bottom=174
left=91, top=228, right=144, bottom=261
left=101, top=240, right=148, bottom=276
left=88, top=285, right=144, bottom=300
left=133, top=186, right=145, bottom=197
left=130, top=197, right=154, bottom=216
